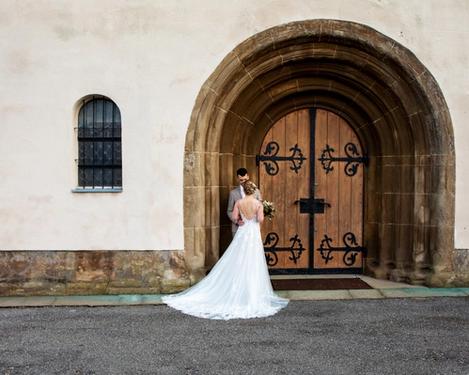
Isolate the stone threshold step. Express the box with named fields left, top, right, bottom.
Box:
left=0, top=288, right=468, bottom=307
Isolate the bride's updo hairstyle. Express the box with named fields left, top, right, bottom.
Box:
left=242, top=180, right=257, bottom=196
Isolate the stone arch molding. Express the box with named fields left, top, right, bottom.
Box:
left=183, top=19, right=455, bottom=286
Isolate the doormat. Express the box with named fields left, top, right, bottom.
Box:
left=271, top=278, right=372, bottom=290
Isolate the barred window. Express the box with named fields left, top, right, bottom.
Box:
left=76, top=97, right=122, bottom=190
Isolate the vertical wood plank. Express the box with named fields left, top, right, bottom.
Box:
left=259, top=126, right=274, bottom=245
left=285, top=111, right=298, bottom=268
left=271, top=116, right=287, bottom=268
left=325, top=111, right=341, bottom=268
left=338, top=117, right=353, bottom=267
left=350, top=129, right=364, bottom=269
left=296, top=109, right=311, bottom=269
left=314, top=109, right=329, bottom=269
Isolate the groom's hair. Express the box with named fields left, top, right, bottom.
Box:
left=236, top=168, right=248, bottom=176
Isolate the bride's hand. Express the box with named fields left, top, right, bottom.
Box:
left=237, top=219, right=245, bottom=226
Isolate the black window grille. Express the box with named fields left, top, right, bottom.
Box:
left=77, top=97, right=122, bottom=189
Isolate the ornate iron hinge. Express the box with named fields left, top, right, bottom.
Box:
left=263, top=232, right=305, bottom=267
left=318, top=142, right=368, bottom=177
left=317, top=232, right=367, bottom=266
left=256, top=141, right=306, bottom=176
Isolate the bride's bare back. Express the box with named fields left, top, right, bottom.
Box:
left=234, top=196, right=264, bottom=222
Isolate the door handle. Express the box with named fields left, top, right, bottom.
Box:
left=295, top=198, right=330, bottom=213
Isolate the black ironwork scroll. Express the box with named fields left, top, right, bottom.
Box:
left=263, top=232, right=305, bottom=267
left=317, top=232, right=366, bottom=266
left=256, top=141, right=306, bottom=176
left=318, top=142, right=367, bottom=177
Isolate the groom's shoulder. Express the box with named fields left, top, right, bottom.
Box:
left=229, top=187, right=239, bottom=195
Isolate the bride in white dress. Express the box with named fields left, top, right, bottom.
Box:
left=162, top=180, right=289, bottom=320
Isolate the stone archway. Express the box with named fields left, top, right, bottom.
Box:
left=183, top=20, right=455, bottom=286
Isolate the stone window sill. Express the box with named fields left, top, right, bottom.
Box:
left=71, top=187, right=123, bottom=193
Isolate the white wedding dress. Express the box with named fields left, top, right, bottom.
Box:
left=162, top=207, right=289, bottom=320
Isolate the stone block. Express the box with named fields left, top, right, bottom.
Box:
left=381, top=193, right=399, bottom=224
left=65, top=281, right=109, bottom=295
left=453, top=249, right=469, bottom=273
left=160, top=278, right=190, bottom=294
left=183, top=151, right=204, bottom=187
left=205, top=226, right=220, bottom=268
left=219, top=153, right=234, bottom=188
left=205, top=186, right=220, bottom=227
left=73, top=252, right=113, bottom=282
left=187, top=91, right=220, bottom=153
left=381, top=165, right=400, bottom=194
left=205, top=50, right=243, bottom=97
left=204, top=152, right=219, bottom=187
left=108, top=279, right=143, bottom=288
left=183, top=186, right=205, bottom=228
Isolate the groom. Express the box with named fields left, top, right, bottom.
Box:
left=227, top=168, right=262, bottom=236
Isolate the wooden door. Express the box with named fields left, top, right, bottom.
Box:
left=257, top=108, right=366, bottom=274
left=258, top=109, right=310, bottom=271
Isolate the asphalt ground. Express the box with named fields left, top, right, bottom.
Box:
left=1, top=297, right=468, bottom=374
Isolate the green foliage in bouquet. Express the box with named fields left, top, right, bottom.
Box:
left=262, top=200, right=276, bottom=220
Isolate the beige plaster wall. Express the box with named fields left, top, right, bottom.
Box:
left=0, top=0, right=468, bottom=250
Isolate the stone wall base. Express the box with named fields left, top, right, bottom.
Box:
left=0, top=250, right=191, bottom=297
left=2, top=249, right=469, bottom=296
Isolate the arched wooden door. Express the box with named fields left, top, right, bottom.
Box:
left=257, top=109, right=367, bottom=274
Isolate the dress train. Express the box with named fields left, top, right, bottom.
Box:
left=161, top=214, right=289, bottom=320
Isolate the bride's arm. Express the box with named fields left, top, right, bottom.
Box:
left=257, top=202, right=264, bottom=223
left=231, top=201, right=240, bottom=222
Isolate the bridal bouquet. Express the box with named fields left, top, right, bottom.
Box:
left=262, top=200, right=276, bottom=220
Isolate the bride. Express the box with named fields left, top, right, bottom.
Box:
left=162, top=180, right=289, bottom=320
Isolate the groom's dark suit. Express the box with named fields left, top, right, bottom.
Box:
left=227, top=185, right=262, bottom=235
